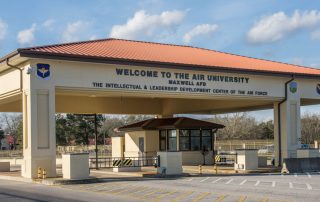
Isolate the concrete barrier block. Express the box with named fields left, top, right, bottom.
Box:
left=0, top=162, right=10, bottom=172
left=62, top=153, right=89, bottom=180
left=157, top=152, right=182, bottom=175
left=258, top=156, right=267, bottom=167
left=283, top=157, right=320, bottom=173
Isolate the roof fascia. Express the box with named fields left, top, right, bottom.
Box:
left=17, top=50, right=320, bottom=79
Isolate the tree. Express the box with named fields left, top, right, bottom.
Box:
left=209, top=113, right=261, bottom=140
left=55, top=114, right=106, bottom=146
left=301, top=113, right=320, bottom=144
left=0, top=113, right=22, bottom=149
left=0, top=127, right=4, bottom=149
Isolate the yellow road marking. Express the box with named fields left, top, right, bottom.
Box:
left=98, top=183, right=131, bottom=192
left=238, top=196, right=247, bottom=202
left=261, top=198, right=269, bottom=202
left=214, top=194, right=227, bottom=202
left=155, top=190, right=177, bottom=200
left=140, top=188, right=162, bottom=199
left=192, top=192, right=210, bottom=202
left=91, top=182, right=129, bottom=192
left=112, top=185, right=142, bottom=195
left=171, top=191, right=194, bottom=202
left=109, top=184, right=134, bottom=194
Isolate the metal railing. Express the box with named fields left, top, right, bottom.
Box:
left=89, top=156, right=159, bottom=169
left=215, top=151, right=237, bottom=165
left=0, top=150, right=23, bottom=158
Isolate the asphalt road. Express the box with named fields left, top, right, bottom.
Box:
left=1, top=172, right=320, bottom=201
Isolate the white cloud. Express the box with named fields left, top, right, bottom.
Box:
left=311, top=29, right=320, bottom=40
left=62, top=21, right=91, bottom=42
left=247, top=10, right=320, bottom=44
left=0, top=19, right=8, bottom=40
left=291, top=58, right=304, bottom=66
left=110, top=10, right=186, bottom=40
left=310, top=63, right=320, bottom=68
left=42, top=19, right=55, bottom=31
left=89, top=35, right=97, bottom=40
left=183, top=24, right=218, bottom=44
left=17, top=24, right=36, bottom=45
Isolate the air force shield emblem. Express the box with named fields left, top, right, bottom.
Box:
left=317, top=84, right=320, bottom=95
left=37, top=63, right=50, bottom=80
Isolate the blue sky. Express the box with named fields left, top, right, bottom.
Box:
left=1, top=0, right=320, bottom=121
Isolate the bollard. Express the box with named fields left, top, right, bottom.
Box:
left=42, top=169, right=47, bottom=179
left=199, top=165, right=202, bottom=175
left=37, top=167, right=42, bottom=179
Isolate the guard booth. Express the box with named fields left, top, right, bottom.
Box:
left=113, top=117, right=225, bottom=166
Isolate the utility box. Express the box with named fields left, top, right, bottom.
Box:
left=234, top=149, right=258, bottom=171
left=157, top=152, right=182, bottom=175
left=62, top=153, right=89, bottom=180
left=297, top=149, right=320, bottom=158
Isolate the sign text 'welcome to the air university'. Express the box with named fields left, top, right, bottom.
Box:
left=92, top=68, right=268, bottom=96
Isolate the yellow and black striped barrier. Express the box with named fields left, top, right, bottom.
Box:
left=122, top=159, right=132, bottom=167
left=112, top=159, right=133, bottom=167
left=215, top=155, right=221, bottom=162
left=113, top=160, right=122, bottom=167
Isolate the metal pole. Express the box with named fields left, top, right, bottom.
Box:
left=94, top=114, right=99, bottom=170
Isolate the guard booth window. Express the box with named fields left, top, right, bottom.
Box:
left=179, top=129, right=213, bottom=151
left=179, top=130, right=190, bottom=151
left=159, top=130, right=167, bottom=151
left=191, top=130, right=201, bottom=151
left=167, top=130, right=177, bottom=151
left=201, top=130, right=212, bottom=150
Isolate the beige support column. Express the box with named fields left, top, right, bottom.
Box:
left=21, top=64, right=56, bottom=178
left=273, top=81, right=301, bottom=166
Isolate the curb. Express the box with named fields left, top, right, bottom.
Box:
left=0, top=174, right=99, bottom=185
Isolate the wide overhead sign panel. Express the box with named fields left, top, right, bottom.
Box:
left=51, top=62, right=285, bottom=98
left=90, top=67, right=283, bottom=98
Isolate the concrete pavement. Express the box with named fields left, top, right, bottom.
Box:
left=1, top=172, right=320, bottom=201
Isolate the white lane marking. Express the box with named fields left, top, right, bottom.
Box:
left=239, top=179, right=247, bottom=185
left=254, top=180, right=260, bottom=186
left=225, top=178, right=233, bottom=184
left=186, top=178, right=194, bottom=181
left=212, top=178, right=223, bottom=183
left=294, top=173, right=297, bottom=178
left=306, top=183, right=312, bottom=190
left=289, top=182, right=293, bottom=189
left=306, top=172, right=312, bottom=178
left=272, top=181, right=276, bottom=187
left=200, top=177, right=210, bottom=182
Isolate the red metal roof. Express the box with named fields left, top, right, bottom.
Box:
left=7, top=38, right=320, bottom=76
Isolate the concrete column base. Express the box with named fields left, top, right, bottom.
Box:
left=22, top=156, right=56, bottom=179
